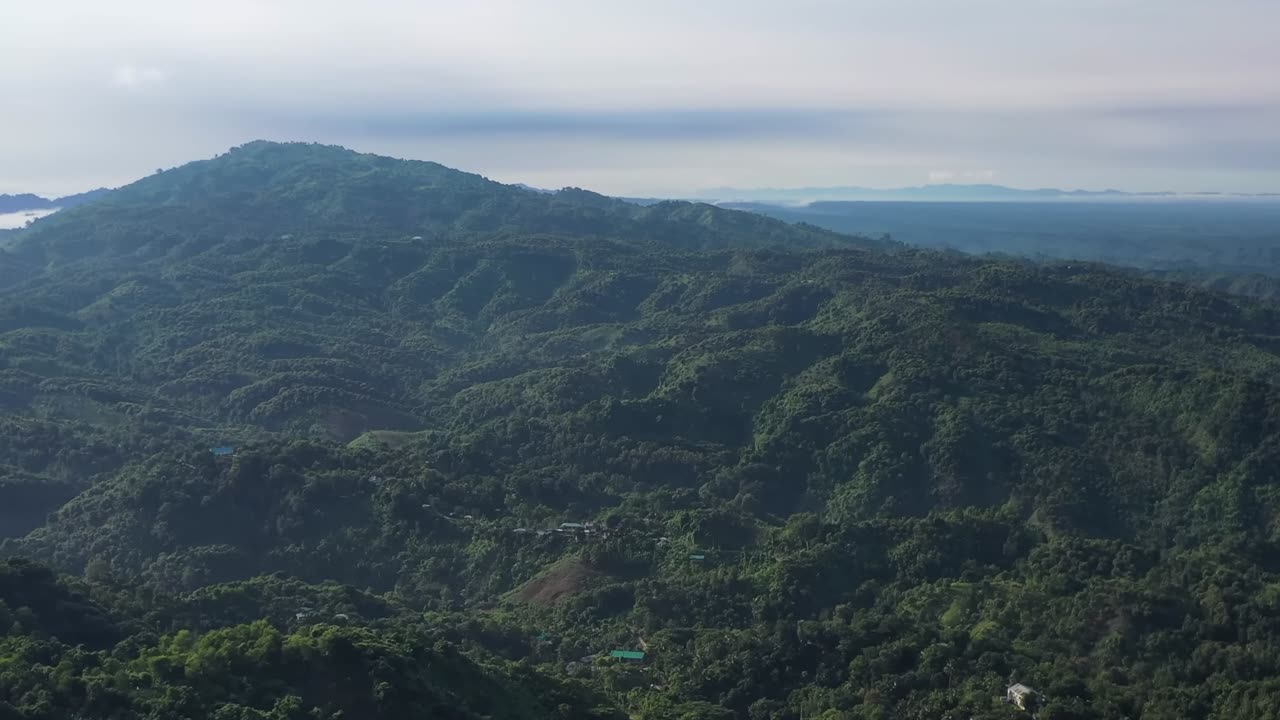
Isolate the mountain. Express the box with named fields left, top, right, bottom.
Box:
left=725, top=199, right=1280, bottom=289
left=52, top=187, right=113, bottom=208
left=0, top=188, right=114, bottom=232
left=0, top=193, right=53, bottom=213
left=7, top=141, right=865, bottom=269
left=0, top=188, right=112, bottom=213
left=697, top=183, right=1280, bottom=204
left=4, top=141, right=1280, bottom=719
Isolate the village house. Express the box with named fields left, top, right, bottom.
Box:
left=1006, top=683, right=1038, bottom=711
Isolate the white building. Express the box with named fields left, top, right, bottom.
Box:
left=1006, top=684, right=1037, bottom=711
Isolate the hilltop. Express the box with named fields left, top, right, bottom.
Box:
left=0, top=194, right=50, bottom=213
left=6, top=141, right=869, bottom=269
left=0, top=188, right=112, bottom=214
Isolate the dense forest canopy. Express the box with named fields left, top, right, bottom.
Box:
left=2, top=142, right=1280, bottom=719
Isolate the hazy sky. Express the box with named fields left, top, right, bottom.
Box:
left=3, top=0, right=1279, bottom=196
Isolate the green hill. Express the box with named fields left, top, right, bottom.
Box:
left=6, top=140, right=867, bottom=270
left=3, top=142, right=1280, bottom=719
left=0, top=558, right=617, bottom=720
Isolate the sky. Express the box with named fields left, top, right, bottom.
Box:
left=2, top=0, right=1279, bottom=197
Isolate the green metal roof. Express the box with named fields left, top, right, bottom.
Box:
left=610, top=650, right=645, bottom=660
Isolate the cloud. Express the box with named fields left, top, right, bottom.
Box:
left=931, top=169, right=998, bottom=183
left=111, top=64, right=168, bottom=90
left=241, top=108, right=886, bottom=142
left=2, top=1, right=1278, bottom=194
left=930, top=170, right=995, bottom=183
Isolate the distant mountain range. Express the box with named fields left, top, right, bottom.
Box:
left=689, top=183, right=1280, bottom=204
left=508, top=181, right=1280, bottom=205
left=0, top=188, right=112, bottom=214
left=19, top=181, right=1276, bottom=219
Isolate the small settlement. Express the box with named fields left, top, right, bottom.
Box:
left=510, top=521, right=606, bottom=540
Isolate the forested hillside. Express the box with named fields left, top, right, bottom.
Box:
left=3, top=142, right=1280, bottom=719
left=7, top=141, right=862, bottom=270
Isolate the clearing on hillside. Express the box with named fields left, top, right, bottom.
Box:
left=511, top=557, right=597, bottom=607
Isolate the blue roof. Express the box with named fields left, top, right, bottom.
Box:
left=211, top=446, right=235, bottom=456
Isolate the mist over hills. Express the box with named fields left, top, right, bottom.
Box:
left=695, top=183, right=1280, bottom=204
left=3, top=141, right=1280, bottom=719
left=0, top=189, right=115, bottom=231
left=719, top=199, right=1280, bottom=303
